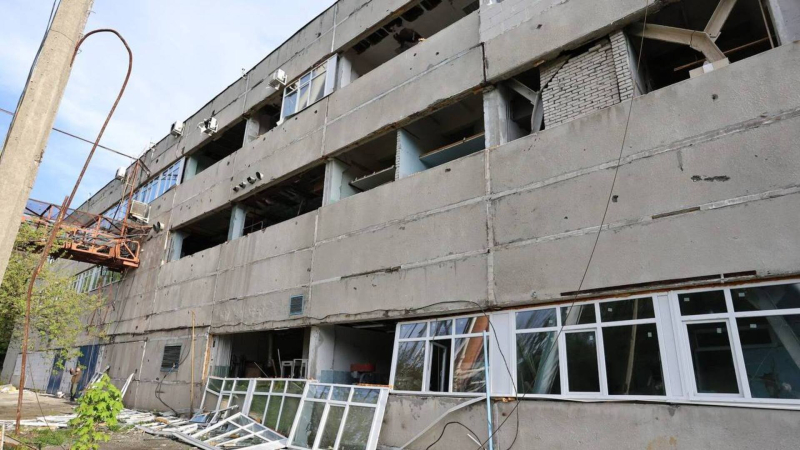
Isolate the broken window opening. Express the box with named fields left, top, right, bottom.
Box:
left=244, top=98, right=282, bottom=145
left=208, top=329, right=308, bottom=380
left=183, top=119, right=247, bottom=181
left=396, top=93, right=485, bottom=177
left=313, top=323, right=396, bottom=386
left=339, top=0, right=479, bottom=88
left=629, top=0, right=776, bottom=92
left=172, top=207, right=233, bottom=259
left=325, top=132, right=398, bottom=204
left=485, top=66, right=543, bottom=147
left=238, top=165, right=325, bottom=237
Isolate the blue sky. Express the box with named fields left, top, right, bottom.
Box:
left=0, top=0, right=335, bottom=208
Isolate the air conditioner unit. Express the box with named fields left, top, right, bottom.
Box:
left=170, top=121, right=184, bottom=137
left=129, top=200, right=150, bottom=223
left=114, top=167, right=126, bottom=180
left=198, top=117, right=218, bottom=135
left=268, top=69, right=287, bottom=89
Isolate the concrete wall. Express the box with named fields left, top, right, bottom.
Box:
left=379, top=396, right=799, bottom=449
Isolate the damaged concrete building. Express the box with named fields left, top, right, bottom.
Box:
left=4, top=0, right=800, bottom=448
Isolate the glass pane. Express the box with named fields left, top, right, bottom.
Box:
left=290, top=401, right=325, bottom=448
left=230, top=393, right=247, bottom=412
left=516, top=309, right=557, bottom=330
left=394, top=342, right=424, bottom=391
left=351, top=388, right=379, bottom=404
left=300, top=72, right=312, bottom=85
left=562, top=304, right=596, bottom=325
left=338, top=406, right=375, bottom=450
left=737, top=315, right=800, bottom=399
left=308, top=384, right=330, bottom=399
left=313, top=62, right=327, bottom=76
left=399, top=322, right=426, bottom=339
left=255, top=380, right=272, bottom=392
left=318, top=405, right=345, bottom=449
left=453, top=337, right=486, bottom=393
left=287, top=380, right=306, bottom=395
left=431, top=320, right=452, bottom=336
left=264, top=396, right=281, bottom=429
left=277, top=397, right=301, bottom=435
left=282, top=91, right=298, bottom=117
left=298, top=84, right=310, bottom=111
left=679, top=290, right=727, bottom=316
left=516, top=332, right=560, bottom=394
left=732, top=283, right=800, bottom=312
left=234, top=380, right=249, bottom=392
left=309, top=74, right=326, bottom=104
left=455, top=316, right=489, bottom=334
left=203, top=393, right=220, bottom=412
left=566, top=331, right=600, bottom=392
left=600, top=298, right=655, bottom=322
left=603, top=324, right=665, bottom=395
left=272, top=380, right=286, bottom=392
left=331, top=387, right=350, bottom=402
left=207, top=378, right=223, bottom=393
left=248, top=395, right=268, bottom=423
left=686, top=322, right=739, bottom=394
left=220, top=379, right=231, bottom=392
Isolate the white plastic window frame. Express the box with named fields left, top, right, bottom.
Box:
left=670, top=279, right=800, bottom=407
left=512, top=295, right=673, bottom=401
left=389, top=313, right=491, bottom=397
left=280, top=56, right=337, bottom=121
left=200, top=377, right=307, bottom=428
left=72, top=265, right=121, bottom=293
left=103, top=158, right=184, bottom=221
left=286, top=382, right=389, bottom=450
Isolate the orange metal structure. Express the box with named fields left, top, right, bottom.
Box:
left=21, top=198, right=149, bottom=270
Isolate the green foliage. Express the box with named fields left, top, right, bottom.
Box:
left=69, top=374, right=123, bottom=450
left=0, top=224, right=104, bottom=364
left=19, top=428, right=73, bottom=447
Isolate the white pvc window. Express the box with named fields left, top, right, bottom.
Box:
left=514, top=297, right=668, bottom=399
left=103, top=159, right=183, bottom=221
left=287, top=383, right=389, bottom=450
left=280, top=57, right=336, bottom=120
left=390, top=315, right=490, bottom=395
left=72, top=266, right=121, bottom=293
left=672, top=281, right=800, bottom=404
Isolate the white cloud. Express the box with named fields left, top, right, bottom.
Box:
left=0, top=0, right=335, bottom=206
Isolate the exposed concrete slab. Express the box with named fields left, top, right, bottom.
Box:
left=212, top=286, right=309, bottom=332
left=244, top=248, right=313, bottom=297
left=318, top=152, right=485, bottom=241
left=482, top=0, right=651, bottom=81
left=313, top=202, right=487, bottom=280
left=333, top=0, right=416, bottom=50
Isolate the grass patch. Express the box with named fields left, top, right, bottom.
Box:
left=18, top=427, right=73, bottom=447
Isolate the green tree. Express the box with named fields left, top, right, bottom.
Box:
left=0, top=224, right=104, bottom=366
left=69, top=374, right=123, bottom=450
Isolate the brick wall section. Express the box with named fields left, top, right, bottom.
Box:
left=540, top=31, right=636, bottom=128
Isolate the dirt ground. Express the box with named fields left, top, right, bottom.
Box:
left=0, top=390, right=188, bottom=449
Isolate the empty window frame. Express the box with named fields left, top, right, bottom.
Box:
left=287, top=383, right=389, bottom=450
left=390, top=315, right=490, bottom=395
left=281, top=59, right=334, bottom=120
left=189, top=412, right=286, bottom=449
left=200, top=377, right=307, bottom=436
left=673, top=281, right=800, bottom=402
left=515, top=297, right=667, bottom=398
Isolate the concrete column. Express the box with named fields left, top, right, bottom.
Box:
left=169, top=231, right=187, bottom=261
left=306, top=325, right=335, bottom=381
left=322, top=159, right=357, bottom=206
left=227, top=204, right=248, bottom=241
left=0, top=0, right=94, bottom=281
left=482, top=86, right=525, bottom=148
left=395, top=129, right=427, bottom=179
left=767, top=0, right=800, bottom=45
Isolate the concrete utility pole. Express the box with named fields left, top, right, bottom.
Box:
left=0, top=0, right=94, bottom=282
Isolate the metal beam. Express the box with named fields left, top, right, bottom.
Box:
left=506, top=78, right=539, bottom=103
left=705, top=0, right=738, bottom=41
left=629, top=23, right=726, bottom=63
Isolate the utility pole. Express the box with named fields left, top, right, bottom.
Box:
left=0, top=0, right=94, bottom=283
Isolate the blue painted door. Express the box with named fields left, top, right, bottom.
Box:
left=75, top=344, right=100, bottom=394
left=46, top=355, right=65, bottom=395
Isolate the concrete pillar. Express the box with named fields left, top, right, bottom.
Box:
left=169, top=231, right=187, bottom=261
left=227, top=204, right=248, bottom=241
left=482, top=86, right=525, bottom=148
left=395, top=129, right=427, bottom=179
left=306, top=325, right=335, bottom=381
left=767, top=0, right=800, bottom=45
left=0, top=0, right=94, bottom=282
left=322, top=159, right=357, bottom=206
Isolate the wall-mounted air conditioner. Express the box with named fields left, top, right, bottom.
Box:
left=268, top=69, right=287, bottom=89
left=198, top=117, right=218, bottom=135
left=129, top=200, right=150, bottom=223
left=170, top=121, right=184, bottom=137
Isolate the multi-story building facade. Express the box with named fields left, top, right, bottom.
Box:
left=4, top=0, right=800, bottom=447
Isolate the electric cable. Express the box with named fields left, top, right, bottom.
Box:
left=0, top=0, right=60, bottom=156
left=425, top=421, right=482, bottom=450
left=154, top=340, right=193, bottom=416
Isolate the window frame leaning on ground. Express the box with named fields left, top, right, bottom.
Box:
left=387, top=279, right=800, bottom=409
left=286, top=382, right=389, bottom=450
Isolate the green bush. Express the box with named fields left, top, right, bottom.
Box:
left=69, top=374, right=123, bottom=450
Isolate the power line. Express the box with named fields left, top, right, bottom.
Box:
left=0, top=106, right=137, bottom=160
